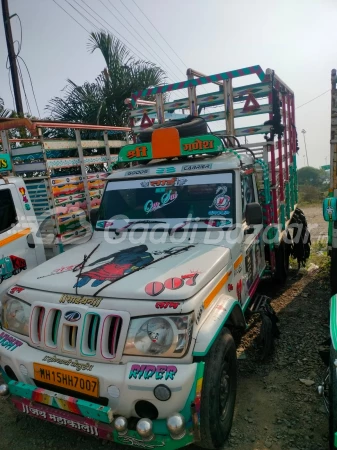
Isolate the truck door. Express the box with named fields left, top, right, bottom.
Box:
left=0, top=182, right=39, bottom=296
left=239, top=172, right=266, bottom=308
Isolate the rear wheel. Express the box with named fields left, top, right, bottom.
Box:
left=274, top=241, right=289, bottom=283
left=329, top=346, right=337, bottom=449
left=198, top=328, right=237, bottom=449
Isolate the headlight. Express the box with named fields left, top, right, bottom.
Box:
left=1, top=294, right=30, bottom=336
left=124, top=315, right=193, bottom=358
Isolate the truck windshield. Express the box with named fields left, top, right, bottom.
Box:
left=97, top=172, right=235, bottom=228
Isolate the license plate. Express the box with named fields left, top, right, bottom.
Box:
left=33, top=363, right=99, bottom=397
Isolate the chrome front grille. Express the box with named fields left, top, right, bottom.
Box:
left=29, top=303, right=129, bottom=363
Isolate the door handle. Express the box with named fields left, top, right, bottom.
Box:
left=26, top=233, right=35, bottom=249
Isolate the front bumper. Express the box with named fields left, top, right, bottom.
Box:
left=0, top=329, right=204, bottom=449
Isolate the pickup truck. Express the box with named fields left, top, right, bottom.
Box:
left=0, top=66, right=310, bottom=450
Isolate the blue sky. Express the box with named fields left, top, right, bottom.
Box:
left=0, top=0, right=336, bottom=169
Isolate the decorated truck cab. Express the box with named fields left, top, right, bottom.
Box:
left=0, top=66, right=309, bottom=449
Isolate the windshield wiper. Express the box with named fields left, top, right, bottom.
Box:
left=169, top=219, right=201, bottom=235
left=116, top=220, right=167, bottom=233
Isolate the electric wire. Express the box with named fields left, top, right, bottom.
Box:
left=124, top=0, right=186, bottom=77
left=64, top=0, right=101, bottom=32
left=101, top=0, right=184, bottom=82
left=120, top=0, right=208, bottom=95
left=8, top=70, right=15, bottom=110
left=99, top=0, right=183, bottom=82
left=296, top=89, right=330, bottom=109
left=17, top=59, right=32, bottom=115
left=73, top=0, right=103, bottom=31
left=51, top=0, right=90, bottom=33
left=130, top=0, right=189, bottom=71
left=18, top=56, right=41, bottom=117
left=80, top=0, right=156, bottom=62
left=5, top=12, right=41, bottom=117
left=78, top=0, right=181, bottom=99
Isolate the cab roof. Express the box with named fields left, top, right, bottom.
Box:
left=108, top=151, right=254, bottom=180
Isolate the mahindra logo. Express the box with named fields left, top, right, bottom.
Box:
left=64, top=311, right=81, bottom=322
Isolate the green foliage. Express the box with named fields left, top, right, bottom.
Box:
left=0, top=97, right=10, bottom=118
left=46, top=32, right=166, bottom=132
left=297, top=166, right=329, bottom=205
left=298, top=184, right=326, bottom=205
left=297, top=166, right=328, bottom=187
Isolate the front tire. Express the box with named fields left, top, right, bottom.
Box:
left=198, top=327, right=237, bottom=449
left=330, top=346, right=337, bottom=449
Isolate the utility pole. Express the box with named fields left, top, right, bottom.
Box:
left=1, top=0, right=23, bottom=115
left=301, top=129, right=309, bottom=166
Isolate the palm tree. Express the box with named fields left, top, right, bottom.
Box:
left=0, top=97, right=10, bottom=118
left=46, top=32, right=166, bottom=128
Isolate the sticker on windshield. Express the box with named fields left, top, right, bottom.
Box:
left=96, top=220, right=114, bottom=229
left=140, top=177, right=187, bottom=188
left=144, top=190, right=178, bottom=214
left=208, top=210, right=230, bottom=216
left=203, top=219, right=232, bottom=227
left=209, top=186, right=230, bottom=211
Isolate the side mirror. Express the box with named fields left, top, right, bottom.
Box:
left=246, top=203, right=263, bottom=226
left=90, top=209, right=99, bottom=227
left=323, top=197, right=337, bottom=221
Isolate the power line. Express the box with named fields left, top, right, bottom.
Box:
left=296, top=89, right=330, bottom=109
left=18, top=56, right=41, bottom=117
left=80, top=0, right=153, bottom=62
left=78, top=0, right=181, bottom=99
left=4, top=10, right=41, bottom=117
left=17, top=59, right=32, bottom=115
left=64, top=0, right=101, bottom=32
left=51, top=0, right=90, bottom=34
left=56, top=0, right=181, bottom=106
left=98, top=0, right=184, bottom=82
left=8, top=70, right=15, bottom=110
left=125, top=0, right=186, bottom=76
left=124, top=0, right=208, bottom=95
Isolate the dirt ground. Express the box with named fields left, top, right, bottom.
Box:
left=0, top=205, right=331, bottom=450
left=228, top=204, right=329, bottom=450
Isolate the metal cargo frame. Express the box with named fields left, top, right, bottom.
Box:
left=126, top=65, right=299, bottom=270
left=0, top=119, right=131, bottom=250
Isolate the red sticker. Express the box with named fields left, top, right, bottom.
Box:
left=9, top=286, right=25, bottom=295
left=181, top=273, right=199, bottom=286
left=164, top=277, right=184, bottom=290
left=155, top=301, right=180, bottom=309
left=145, top=281, right=165, bottom=297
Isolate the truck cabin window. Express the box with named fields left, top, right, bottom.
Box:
left=241, top=174, right=256, bottom=220
left=98, top=172, right=235, bottom=228
left=0, top=189, right=18, bottom=234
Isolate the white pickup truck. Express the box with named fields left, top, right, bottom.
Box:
left=0, top=66, right=310, bottom=450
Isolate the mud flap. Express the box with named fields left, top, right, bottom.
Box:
left=248, top=295, right=280, bottom=360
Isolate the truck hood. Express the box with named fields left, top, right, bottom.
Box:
left=18, top=241, right=231, bottom=301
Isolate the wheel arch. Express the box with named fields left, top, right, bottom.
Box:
left=192, top=295, right=246, bottom=358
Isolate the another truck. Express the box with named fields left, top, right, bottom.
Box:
left=320, top=69, right=337, bottom=450
left=0, top=66, right=310, bottom=449
left=0, top=255, right=27, bottom=283
left=0, top=119, right=130, bottom=299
